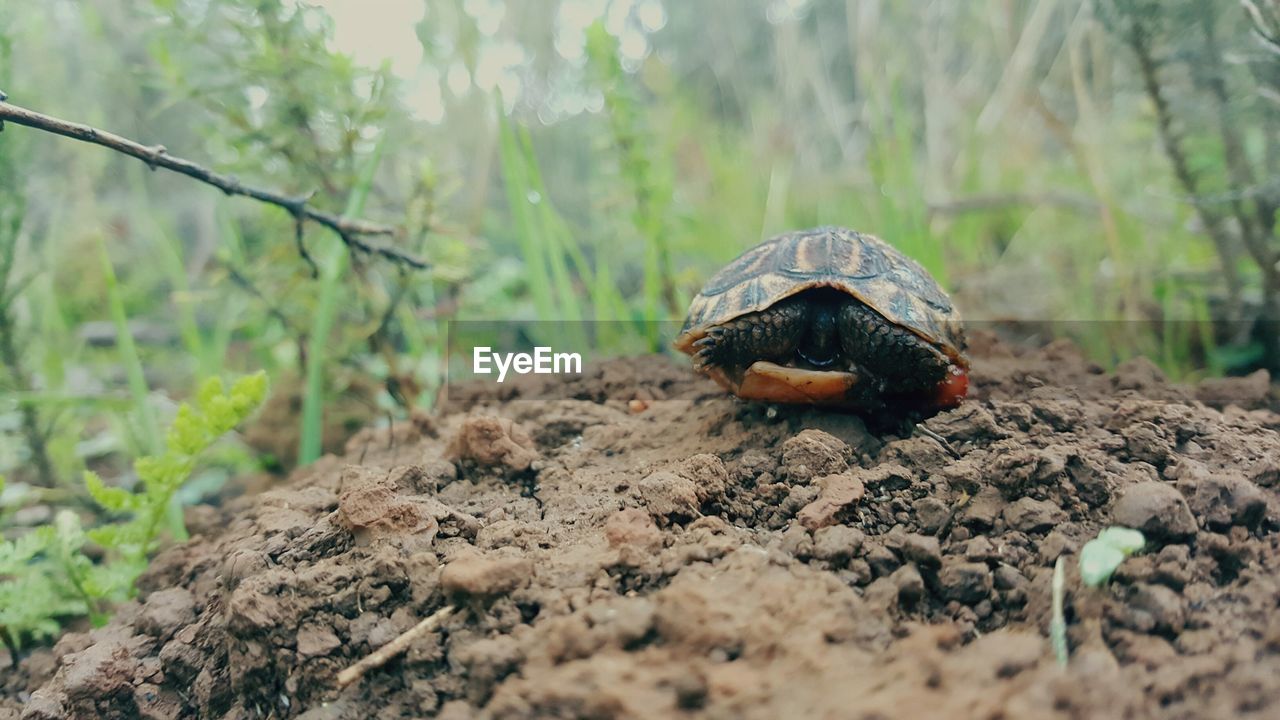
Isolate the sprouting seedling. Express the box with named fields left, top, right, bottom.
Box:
left=1050, top=527, right=1146, bottom=668
left=1051, top=556, right=1068, bottom=667
left=1079, top=527, right=1146, bottom=587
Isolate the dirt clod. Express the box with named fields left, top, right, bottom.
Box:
left=796, top=472, right=865, bottom=530
left=441, top=554, right=533, bottom=599
left=135, top=588, right=195, bottom=641
left=1196, top=369, right=1271, bottom=410
left=1180, top=473, right=1267, bottom=531
left=938, top=561, right=993, bottom=603
left=780, top=429, right=851, bottom=482
left=447, top=415, right=539, bottom=476
left=1003, top=497, right=1066, bottom=533
left=635, top=470, right=700, bottom=520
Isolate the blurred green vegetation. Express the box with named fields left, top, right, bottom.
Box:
left=0, top=0, right=1277, bottom=642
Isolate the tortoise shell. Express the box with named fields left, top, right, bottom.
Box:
left=674, top=226, right=966, bottom=362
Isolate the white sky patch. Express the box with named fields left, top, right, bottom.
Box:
left=307, top=0, right=665, bottom=121
left=312, top=0, right=424, bottom=76
left=446, top=62, right=473, bottom=97
left=604, top=0, right=635, bottom=35
left=463, top=0, right=506, bottom=36
left=556, top=0, right=607, bottom=62
left=408, top=67, right=446, bottom=124
left=636, top=0, right=667, bottom=32
left=473, top=39, right=528, bottom=108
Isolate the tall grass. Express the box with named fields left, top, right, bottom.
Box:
left=297, top=137, right=386, bottom=466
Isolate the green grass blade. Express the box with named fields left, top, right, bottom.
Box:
left=96, top=236, right=161, bottom=457
left=298, top=135, right=386, bottom=466
left=497, top=108, right=556, bottom=322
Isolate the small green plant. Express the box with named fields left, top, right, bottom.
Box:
left=0, top=372, right=266, bottom=647
left=0, top=507, right=87, bottom=645
left=1079, top=526, right=1146, bottom=587
left=1051, top=555, right=1068, bottom=667
left=1049, top=527, right=1146, bottom=667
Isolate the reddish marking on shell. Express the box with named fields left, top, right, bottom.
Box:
left=933, top=365, right=969, bottom=409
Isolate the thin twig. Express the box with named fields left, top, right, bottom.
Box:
left=336, top=604, right=456, bottom=688
left=914, top=424, right=961, bottom=460
left=0, top=96, right=428, bottom=269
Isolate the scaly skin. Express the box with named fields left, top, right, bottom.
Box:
left=692, top=290, right=959, bottom=411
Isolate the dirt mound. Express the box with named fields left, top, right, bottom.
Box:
left=4, top=332, right=1280, bottom=719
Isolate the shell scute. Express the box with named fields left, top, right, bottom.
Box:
left=676, top=226, right=964, bottom=357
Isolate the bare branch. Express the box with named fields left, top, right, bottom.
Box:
left=0, top=96, right=428, bottom=270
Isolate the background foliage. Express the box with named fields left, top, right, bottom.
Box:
left=0, top=0, right=1276, bottom=643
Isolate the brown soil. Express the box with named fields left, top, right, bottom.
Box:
left=4, top=332, right=1280, bottom=720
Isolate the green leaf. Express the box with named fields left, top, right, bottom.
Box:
left=84, top=471, right=138, bottom=512
left=1080, top=526, right=1146, bottom=587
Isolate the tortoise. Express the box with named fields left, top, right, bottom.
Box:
left=674, top=226, right=969, bottom=417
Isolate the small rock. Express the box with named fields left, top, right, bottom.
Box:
left=136, top=588, right=196, bottom=641
left=781, top=429, right=852, bottom=482
left=796, top=472, right=865, bottom=530
left=780, top=525, right=814, bottom=559
left=296, top=625, right=342, bottom=657
left=863, top=577, right=900, bottom=611
left=336, top=473, right=438, bottom=540
left=1002, top=497, right=1066, bottom=534
left=891, top=564, right=925, bottom=604
left=18, top=690, right=67, bottom=720
left=811, top=525, right=866, bottom=564
left=1066, top=454, right=1114, bottom=507
left=938, top=561, right=992, bottom=603
left=1122, top=422, right=1171, bottom=466
left=1037, top=530, right=1079, bottom=566
left=938, top=459, right=983, bottom=495
left=1111, top=482, right=1197, bottom=542
left=635, top=470, right=701, bottom=520
left=1126, top=583, right=1185, bottom=634
left=1196, top=369, right=1270, bottom=410
left=912, top=497, right=951, bottom=533
left=1181, top=474, right=1266, bottom=531
left=134, top=683, right=182, bottom=720
left=61, top=627, right=142, bottom=702
left=604, top=508, right=664, bottom=552
left=446, top=415, right=539, bottom=475
left=993, top=564, right=1025, bottom=591
left=848, top=559, right=873, bottom=586
left=1112, top=356, right=1167, bottom=392
left=865, top=544, right=900, bottom=577
left=960, top=487, right=1005, bottom=529
left=900, top=533, right=941, bottom=569
left=680, top=454, right=729, bottom=504
left=988, top=447, right=1067, bottom=498
left=441, top=554, right=532, bottom=599
left=964, top=536, right=998, bottom=562
left=860, top=463, right=915, bottom=491
left=925, top=403, right=1009, bottom=442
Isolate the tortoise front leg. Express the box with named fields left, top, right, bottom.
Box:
left=691, top=297, right=809, bottom=374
